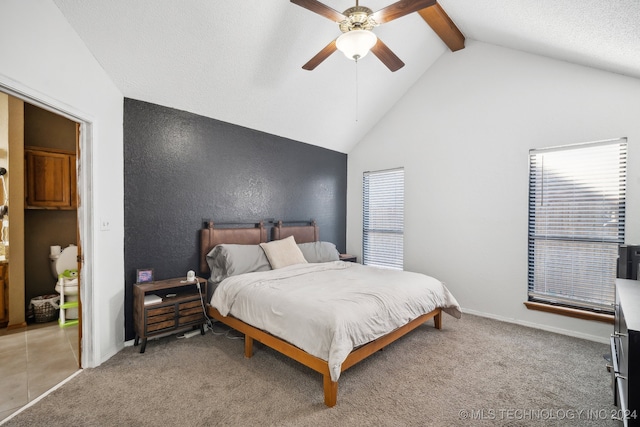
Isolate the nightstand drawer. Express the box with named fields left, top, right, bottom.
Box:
left=179, top=313, right=204, bottom=325
left=147, top=319, right=176, bottom=333
left=147, top=305, right=175, bottom=317
left=178, top=300, right=204, bottom=325
left=179, top=306, right=202, bottom=317
left=147, top=311, right=175, bottom=325
left=179, top=300, right=201, bottom=311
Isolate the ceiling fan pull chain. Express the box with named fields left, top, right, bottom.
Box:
left=355, top=59, right=359, bottom=122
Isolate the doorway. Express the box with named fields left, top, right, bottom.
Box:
left=23, top=104, right=80, bottom=331
left=0, top=89, right=90, bottom=422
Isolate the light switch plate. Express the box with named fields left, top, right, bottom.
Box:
left=99, top=218, right=110, bottom=231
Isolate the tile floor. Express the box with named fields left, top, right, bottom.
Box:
left=0, top=321, right=79, bottom=422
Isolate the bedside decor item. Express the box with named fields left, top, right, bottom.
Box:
left=136, top=268, right=154, bottom=284
left=186, top=270, right=196, bottom=282
left=143, top=294, right=162, bottom=306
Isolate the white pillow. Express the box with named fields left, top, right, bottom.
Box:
left=260, top=236, right=308, bottom=269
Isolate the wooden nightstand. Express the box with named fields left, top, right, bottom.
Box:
left=339, top=254, right=357, bottom=263
left=133, top=277, right=207, bottom=353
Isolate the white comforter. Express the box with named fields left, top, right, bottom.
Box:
left=211, top=261, right=461, bottom=381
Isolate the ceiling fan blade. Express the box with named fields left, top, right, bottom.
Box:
left=370, top=38, right=405, bottom=72
left=302, top=39, right=338, bottom=70
left=371, top=0, right=436, bottom=24
left=290, top=0, right=346, bottom=22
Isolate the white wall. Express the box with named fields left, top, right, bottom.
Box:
left=0, top=0, right=125, bottom=365
left=347, top=40, right=640, bottom=342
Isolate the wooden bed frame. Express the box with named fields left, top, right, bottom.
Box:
left=200, top=220, right=443, bottom=407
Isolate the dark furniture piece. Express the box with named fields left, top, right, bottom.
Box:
left=133, top=277, right=207, bottom=353
left=611, top=279, right=640, bottom=426
left=618, top=245, right=640, bottom=280
left=339, top=254, right=357, bottom=263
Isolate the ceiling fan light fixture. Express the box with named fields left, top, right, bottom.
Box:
left=336, top=29, right=377, bottom=61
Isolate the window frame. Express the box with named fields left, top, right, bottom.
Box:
left=362, top=167, right=404, bottom=270
left=526, top=138, right=626, bottom=322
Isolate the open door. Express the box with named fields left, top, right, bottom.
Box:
left=75, top=122, right=82, bottom=368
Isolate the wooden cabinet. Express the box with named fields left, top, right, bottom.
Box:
left=25, top=147, right=76, bottom=209
left=133, top=277, right=207, bottom=353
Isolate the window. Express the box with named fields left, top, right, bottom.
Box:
left=363, top=168, right=404, bottom=270
left=527, top=139, right=627, bottom=313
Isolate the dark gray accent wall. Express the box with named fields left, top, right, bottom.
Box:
left=123, top=99, right=347, bottom=340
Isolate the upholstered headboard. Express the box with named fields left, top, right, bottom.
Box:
left=199, top=221, right=268, bottom=274
left=272, top=220, right=319, bottom=244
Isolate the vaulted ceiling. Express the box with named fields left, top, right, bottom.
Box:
left=53, top=0, right=640, bottom=153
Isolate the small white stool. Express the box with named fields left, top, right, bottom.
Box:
left=57, top=275, right=79, bottom=328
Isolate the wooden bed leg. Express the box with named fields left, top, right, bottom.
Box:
left=244, top=335, right=253, bottom=358
left=434, top=311, right=442, bottom=330
left=323, top=375, right=338, bottom=407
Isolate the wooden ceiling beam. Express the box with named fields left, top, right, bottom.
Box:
left=418, top=2, right=465, bottom=52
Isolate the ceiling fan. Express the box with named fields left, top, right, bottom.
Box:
left=291, top=0, right=438, bottom=72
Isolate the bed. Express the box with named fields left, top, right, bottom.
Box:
left=200, top=220, right=461, bottom=407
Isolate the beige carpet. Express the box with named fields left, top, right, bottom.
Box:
left=2, top=314, right=615, bottom=426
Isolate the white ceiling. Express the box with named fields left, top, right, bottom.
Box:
left=52, top=0, right=640, bottom=154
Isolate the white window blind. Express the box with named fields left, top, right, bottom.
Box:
left=363, top=168, right=404, bottom=270
left=528, top=139, right=627, bottom=312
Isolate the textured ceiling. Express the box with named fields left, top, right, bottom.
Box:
left=53, top=0, right=640, bottom=153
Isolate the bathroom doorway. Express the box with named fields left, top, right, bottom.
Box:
left=23, top=103, right=80, bottom=334
left=0, top=91, right=85, bottom=421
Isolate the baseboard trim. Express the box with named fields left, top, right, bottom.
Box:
left=460, top=308, right=609, bottom=344
left=6, top=322, right=27, bottom=331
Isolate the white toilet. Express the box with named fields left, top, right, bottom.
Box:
left=49, top=244, right=79, bottom=320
